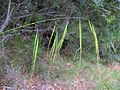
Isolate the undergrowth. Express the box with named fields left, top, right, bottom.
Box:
left=0, top=19, right=119, bottom=90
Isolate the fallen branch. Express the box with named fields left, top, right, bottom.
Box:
left=0, top=0, right=13, bottom=33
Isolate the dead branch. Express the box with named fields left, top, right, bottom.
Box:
left=0, top=0, right=13, bottom=33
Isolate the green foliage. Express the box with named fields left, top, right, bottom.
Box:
left=92, top=0, right=104, bottom=7
left=0, top=0, right=120, bottom=89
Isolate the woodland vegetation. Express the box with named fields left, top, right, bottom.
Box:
left=0, top=0, right=120, bottom=90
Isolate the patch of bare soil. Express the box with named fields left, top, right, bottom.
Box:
left=108, top=61, right=120, bottom=72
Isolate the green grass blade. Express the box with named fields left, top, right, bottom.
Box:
left=48, top=24, right=56, bottom=48
left=79, top=19, right=82, bottom=64
left=50, top=31, right=58, bottom=59
left=31, top=32, right=39, bottom=76
left=88, top=21, right=100, bottom=61
left=52, top=21, right=69, bottom=63
left=57, top=21, right=69, bottom=50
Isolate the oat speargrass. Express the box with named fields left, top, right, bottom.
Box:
left=52, top=21, right=69, bottom=63
left=31, top=32, right=39, bottom=76
left=50, top=31, right=58, bottom=60
left=79, top=19, right=82, bottom=65
left=88, top=20, right=100, bottom=61
left=48, top=24, right=56, bottom=48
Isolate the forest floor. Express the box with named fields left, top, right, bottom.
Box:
left=0, top=35, right=120, bottom=90
left=0, top=58, right=120, bottom=90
